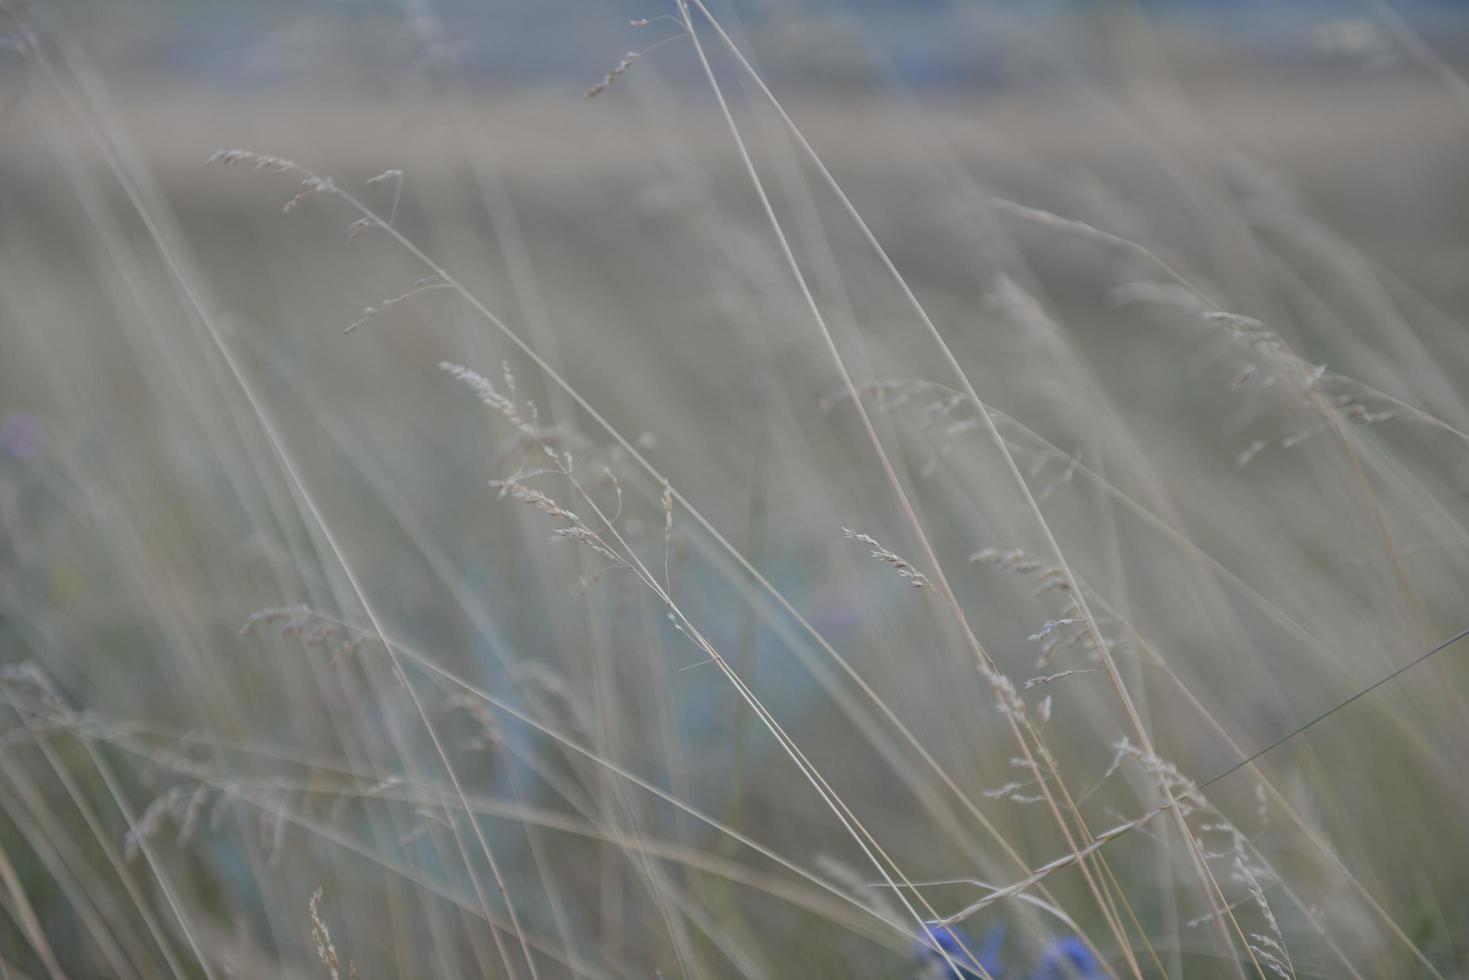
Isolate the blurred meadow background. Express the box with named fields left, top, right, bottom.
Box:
left=3, top=0, right=1469, bottom=977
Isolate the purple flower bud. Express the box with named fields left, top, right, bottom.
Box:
left=1031, top=937, right=1103, bottom=980
left=914, top=922, right=1005, bottom=979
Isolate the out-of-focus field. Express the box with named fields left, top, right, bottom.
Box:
left=3, top=5, right=1469, bottom=979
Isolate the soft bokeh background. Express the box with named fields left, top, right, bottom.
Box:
left=3, top=2, right=1469, bottom=978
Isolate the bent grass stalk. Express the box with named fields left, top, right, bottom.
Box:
left=672, top=3, right=1196, bottom=975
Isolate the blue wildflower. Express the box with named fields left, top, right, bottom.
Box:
left=914, top=921, right=1005, bottom=979
left=1030, top=937, right=1104, bottom=980
left=0, top=414, right=41, bottom=461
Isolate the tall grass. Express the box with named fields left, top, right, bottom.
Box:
left=2, top=1, right=1469, bottom=977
